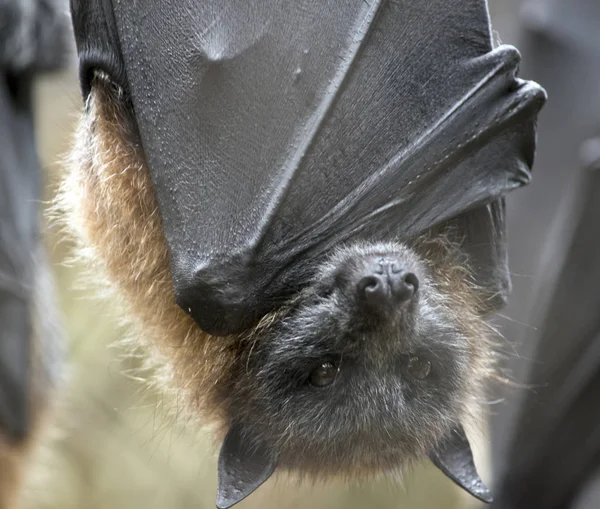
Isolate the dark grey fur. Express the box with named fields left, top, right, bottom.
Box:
left=221, top=241, right=479, bottom=477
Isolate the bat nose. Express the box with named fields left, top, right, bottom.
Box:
left=356, top=259, right=419, bottom=309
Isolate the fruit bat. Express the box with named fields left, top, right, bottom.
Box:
left=65, top=0, right=546, bottom=507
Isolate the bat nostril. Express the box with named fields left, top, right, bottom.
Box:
left=389, top=270, right=418, bottom=304
left=403, top=272, right=419, bottom=294
left=357, top=275, right=379, bottom=292
left=357, top=274, right=387, bottom=307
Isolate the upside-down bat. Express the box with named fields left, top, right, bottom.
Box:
left=58, top=0, right=546, bottom=507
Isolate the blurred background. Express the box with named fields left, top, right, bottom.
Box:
left=5, top=0, right=598, bottom=508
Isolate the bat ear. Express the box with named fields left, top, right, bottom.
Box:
left=429, top=424, right=493, bottom=504
left=216, top=423, right=277, bottom=509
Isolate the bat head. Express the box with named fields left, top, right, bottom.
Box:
left=217, top=240, right=493, bottom=507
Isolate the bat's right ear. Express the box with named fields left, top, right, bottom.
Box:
left=216, top=424, right=276, bottom=509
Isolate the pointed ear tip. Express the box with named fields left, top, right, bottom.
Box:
left=480, top=490, right=494, bottom=504
left=215, top=492, right=236, bottom=509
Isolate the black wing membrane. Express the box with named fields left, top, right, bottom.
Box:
left=72, top=0, right=546, bottom=335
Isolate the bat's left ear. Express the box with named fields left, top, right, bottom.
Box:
left=429, top=424, right=493, bottom=504
left=216, top=423, right=277, bottom=509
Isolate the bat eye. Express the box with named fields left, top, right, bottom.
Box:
left=309, top=361, right=340, bottom=387
left=405, top=354, right=432, bottom=380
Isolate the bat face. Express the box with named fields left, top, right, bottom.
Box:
left=225, top=241, right=480, bottom=475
